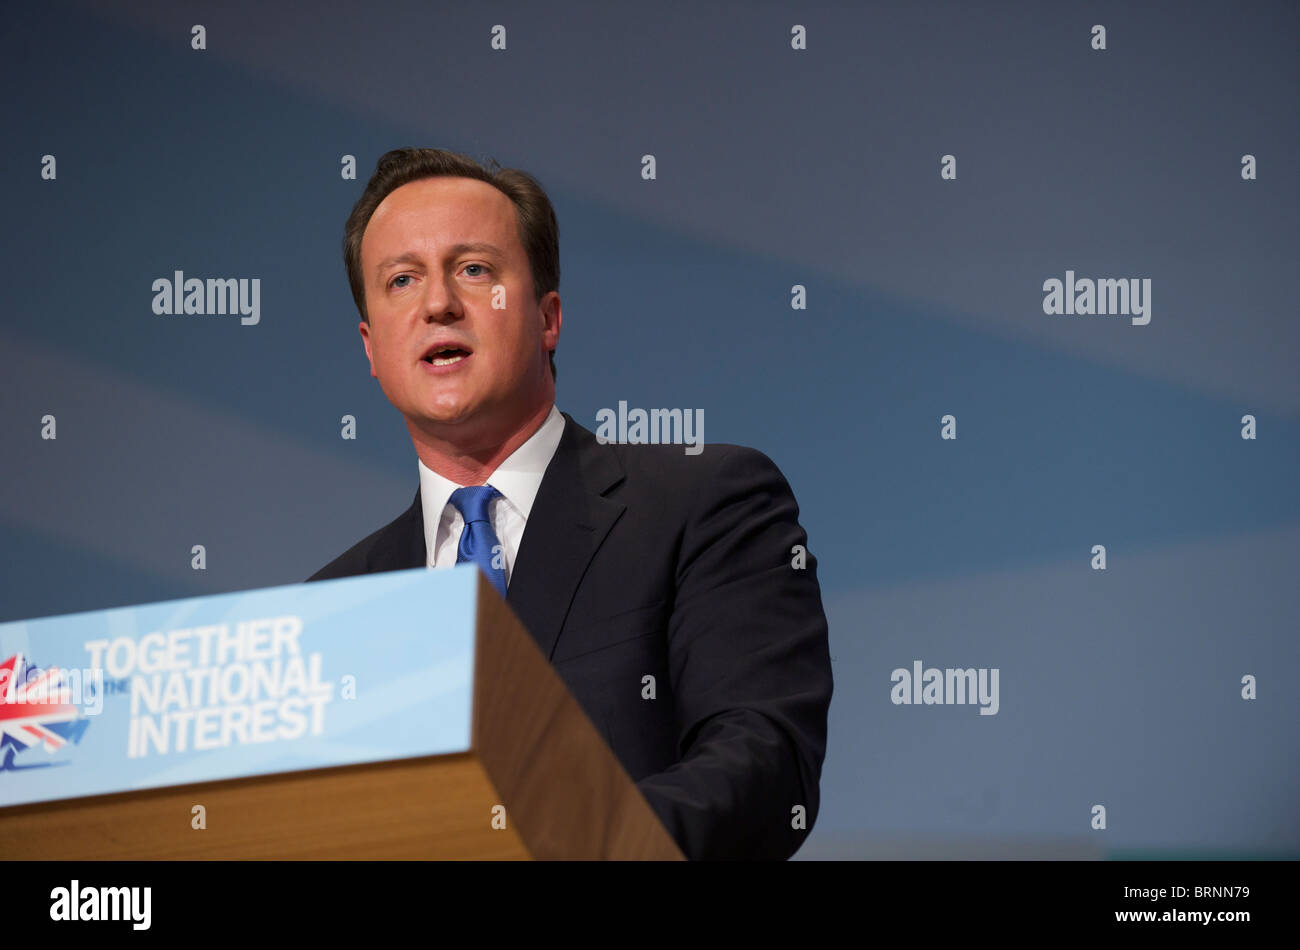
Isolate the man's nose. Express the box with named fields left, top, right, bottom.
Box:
left=420, top=274, right=464, bottom=322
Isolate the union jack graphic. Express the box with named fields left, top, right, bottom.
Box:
left=0, top=653, right=87, bottom=754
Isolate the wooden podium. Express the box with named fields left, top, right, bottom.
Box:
left=0, top=575, right=684, bottom=860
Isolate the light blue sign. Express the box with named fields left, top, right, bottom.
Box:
left=0, top=566, right=478, bottom=807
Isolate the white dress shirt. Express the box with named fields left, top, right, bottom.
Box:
left=417, top=404, right=565, bottom=588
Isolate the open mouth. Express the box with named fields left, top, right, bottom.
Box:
left=423, top=346, right=471, bottom=367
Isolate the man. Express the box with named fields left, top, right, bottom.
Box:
left=307, top=147, right=832, bottom=860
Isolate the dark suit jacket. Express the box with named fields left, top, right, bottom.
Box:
left=306, top=412, right=833, bottom=860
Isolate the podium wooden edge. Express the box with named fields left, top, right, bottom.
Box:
left=0, top=750, right=531, bottom=859
left=472, top=576, right=684, bottom=860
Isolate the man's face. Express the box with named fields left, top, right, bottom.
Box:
left=358, top=176, right=560, bottom=443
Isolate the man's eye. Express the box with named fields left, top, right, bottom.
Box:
left=463, top=264, right=489, bottom=277
left=389, top=275, right=411, bottom=289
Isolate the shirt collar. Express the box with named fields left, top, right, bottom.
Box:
left=417, top=403, right=565, bottom=539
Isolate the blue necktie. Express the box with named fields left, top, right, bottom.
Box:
left=448, top=485, right=507, bottom=599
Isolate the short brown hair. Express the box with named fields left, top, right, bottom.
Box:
left=343, top=147, right=560, bottom=380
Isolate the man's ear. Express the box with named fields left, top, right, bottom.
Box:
left=358, top=320, right=377, bottom=378
left=541, top=291, right=562, bottom=352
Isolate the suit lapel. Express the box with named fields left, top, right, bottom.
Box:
left=373, top=488, right=426, bottom=573
left=506, top=412, right=626, bottom=660
left=384, top=413, right=624, bottom=660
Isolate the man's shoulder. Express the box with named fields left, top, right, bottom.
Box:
left=305, top=494, right=420, bottom=583
left=600, top=436, right=790, bottom=495
left=305, top=418, right=795, bottom=583
left=566, top=411, right=789, bottom=495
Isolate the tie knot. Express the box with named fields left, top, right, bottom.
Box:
left=449, top=485, right=500, bottom=525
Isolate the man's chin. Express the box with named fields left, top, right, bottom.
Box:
left=408, top=393, right=504, bottom=430
left=415, top=406, right=477, bottom=427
